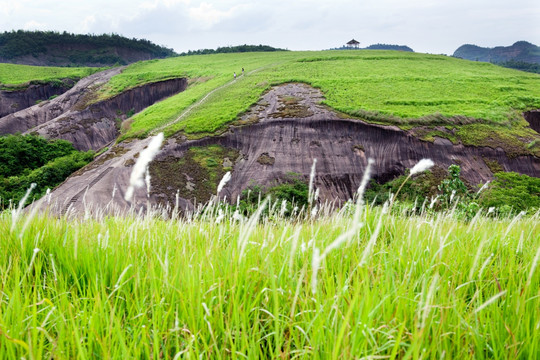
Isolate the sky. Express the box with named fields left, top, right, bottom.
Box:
left=0, top=0, right=539, bottom=55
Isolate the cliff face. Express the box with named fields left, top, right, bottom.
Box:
left=0, top=80, right=75, bottom=117
left=0, top=68, right=188, bottom=151
left=525, top=110, right=540, bottom=133
left=36, top=83, right=540, bottom=216
left=32, top=77, right=188, bottom=151
left=0, top=68, right=123, bottom=136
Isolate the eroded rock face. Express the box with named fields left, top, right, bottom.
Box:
left=0, top=80, right=75, bottom=117
left=0, top=68, right=123, bottom=136
left=31, top=77, right=188, bottom=151
left=38, top=83, right=540, bottom=216
left=525, top=110, right=540, bottom=133
left=0, top=68, right=188, bottom=151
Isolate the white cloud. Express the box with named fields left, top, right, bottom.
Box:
left=188, top=2, right=243, bottom=29
left=0, top=0, right=538, bottom=55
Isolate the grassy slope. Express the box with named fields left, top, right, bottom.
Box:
left=1, top=207, right=538, bottom=358
left=103, top=51, right=540, bottom=152
left=0, top=63, right=101, bottom=87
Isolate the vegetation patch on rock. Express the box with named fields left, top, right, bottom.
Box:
left=150, top=144, right=239, bottom=205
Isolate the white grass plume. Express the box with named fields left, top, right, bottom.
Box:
left=477, top=181, right=491, bottom=194
left=474, top=290, right=507, bottom=314
left=145, top=168, right=151, bottom=197
left=125, top=133, right=164, bottom=202
left=353, top=158, right=374, bottom=222
left=410, top=158, right=434, bottom=176
left=11, top=182, right=36, bottom=233
left=308, top=158, right=317, bottom=205
left=359, top=201, right=388, bottom=267
left=217, top=171, right=231, bottom=195
left=390, top=158, right=434, bottom=210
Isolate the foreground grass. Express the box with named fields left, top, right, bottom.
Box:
left=0, top=63, right=101, bottom=88
left=1, top=206, right=539, bottom=358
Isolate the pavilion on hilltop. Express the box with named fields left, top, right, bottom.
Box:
left=346, top=39, right=360, bottom=49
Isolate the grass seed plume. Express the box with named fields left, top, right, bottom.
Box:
left=125, top=133, right=164, bottom=202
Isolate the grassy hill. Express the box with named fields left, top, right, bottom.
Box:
left=2, top=50, right=540, bottom=155
left=93, top=50, right=540, bottom=155
left=0, top=30, right=177, bottom=67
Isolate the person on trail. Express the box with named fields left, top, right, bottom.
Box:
left=234, top=72, right=237, bottom=79
left=242, top=67, right=244, bottom=75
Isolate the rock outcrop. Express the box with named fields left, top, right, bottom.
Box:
left=0, top=68, right=188, bottom=151
left=0, top=80, right=75, bottom=117
left=525, top=110, right=540, bottom=134
left=37, top=83, right=540, bottom=216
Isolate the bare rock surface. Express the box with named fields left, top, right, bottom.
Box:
left=0, top=80, right=75, bottom=117
left=525, top=110, right=540, bottom=133
left=0, top=68, right=123, bottom=136
left=39, top=83, right=540, bottom=216
left=0, top=68, right=188, bottom=151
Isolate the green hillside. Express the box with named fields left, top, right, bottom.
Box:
left=98, top=50, right=540, bottom=155
left=0, top=63, right=100, bottom=89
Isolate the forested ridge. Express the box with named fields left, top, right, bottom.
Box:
left=0, top=30, right=177, bottom=66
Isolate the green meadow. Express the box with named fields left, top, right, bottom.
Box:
left=0, top=63, right=100, bottom=89
left=1, top=202, right=539, bottom=358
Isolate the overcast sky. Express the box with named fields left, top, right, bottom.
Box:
left=0, top=0, right=538, bottom=55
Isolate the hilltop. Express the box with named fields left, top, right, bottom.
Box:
left=0, top=30, right=177, bottom=67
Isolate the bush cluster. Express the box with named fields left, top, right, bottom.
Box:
left=366, top=164, right=539, bottom=217
left=179, top=44, right=287, bottom=56
left=0, top=134, right=94, bottom=208
left=238, top=173, right=309, bottom=217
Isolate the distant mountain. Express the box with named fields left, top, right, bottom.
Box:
left=453, top=41, right=540, bottom=64
left=0, top=30, right=177, bottom=67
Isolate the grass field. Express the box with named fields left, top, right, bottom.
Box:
left=0, top=63, right=101, bottom=88
left=1, top=200, right=539, bottom=358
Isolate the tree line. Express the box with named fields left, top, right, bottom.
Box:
left=0, top=30, right=177, bottom=61
left=179, top=44, right=287, bottom=56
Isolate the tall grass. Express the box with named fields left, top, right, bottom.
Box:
left=1, top=198, right=538, bottom=358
